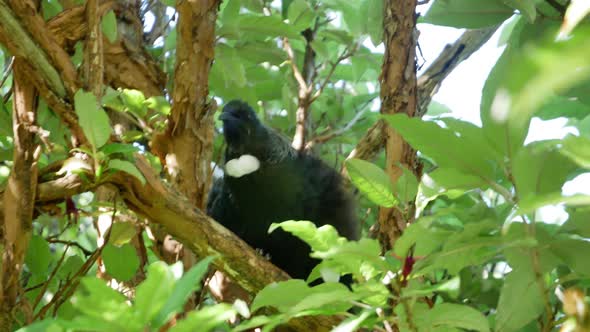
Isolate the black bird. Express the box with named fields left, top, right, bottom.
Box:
left=207, top=100, right=359, bottom=280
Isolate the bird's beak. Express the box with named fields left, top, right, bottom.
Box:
left=219, top=112, right=234, bottom=122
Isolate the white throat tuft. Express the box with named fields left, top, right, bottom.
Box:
left=225, top=154, right=260, bottom=178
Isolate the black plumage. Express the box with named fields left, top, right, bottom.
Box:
left=207, top=100, right=359, bottom=279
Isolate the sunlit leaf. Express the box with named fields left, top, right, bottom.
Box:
left=345, top=158, right=397, bottom=207
left=74, top=90, right=111, bottom=149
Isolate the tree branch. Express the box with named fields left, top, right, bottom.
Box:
left=7, top=0, right=80, bottom=97
left=82, top=0, right=104, bottom=96
left=0, top=60, right=41, bottom=330
left=0, top=1, right=66, bottom=97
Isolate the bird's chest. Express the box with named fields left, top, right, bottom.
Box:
left=226, top=162, right=305, bottom=223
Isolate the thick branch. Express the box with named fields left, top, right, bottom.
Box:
left=46, top=2, right=165, bottom=97
left=159, top=0, right=218, bottom=208
left=377, top=0, right=419, bottom=249
left=82, top=0, right=104, bottom=96
left=7, top=0, right=80, bottom=97
left=0, top=61, right=41, bottom=331
left=0, top=161, right=339, bottom=331
left=0, top=1, right=66, bottom=97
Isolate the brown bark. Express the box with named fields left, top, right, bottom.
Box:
left=0, top=61, right=41, bottom=332
left=8, top=0, right=80, bottom=98
left=289, top=29, right=316, bottom=152
left=47, top=2, right=165, bottom=97
left=377, top=0, right=421, bottom=251
left=156, top=0, right=218, bottom=209
left=82, top=0, right=104, bottom=96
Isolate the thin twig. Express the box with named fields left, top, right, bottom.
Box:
left=34, top=204, right=115, bottom=319
left=0, top=56, right=14, bottom=88
left=45, top=239, right=92, bottom=256
left=305, top=100, right=371, bottom=149
left=31, top=245, right=70, bottom=310
left=522, top=215, right=554, bottom=330
left=310, top=45, right=356, bottom=103
left=283, top=37, right=309, bottom=92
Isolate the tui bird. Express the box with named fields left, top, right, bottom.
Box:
left=207, top=100, right=359, bottom=280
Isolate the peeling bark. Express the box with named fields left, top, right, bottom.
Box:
left=82, top=0, right=104, bottom=96
left=157, top=0, right=219, bottom=209
left=377, top=0, right=421, bottom=251
left=0, top=61, right=41, bottom=332
left=47, top=2, right=166, bottom=97
left=7, top=0, right=80, bottom=98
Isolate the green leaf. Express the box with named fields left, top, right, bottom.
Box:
left=71, top=277, right=130, bottom=325
left=536, top=96, right=590, bottom=120
left=237, top=14, right=302, bottom=40
left=366, top=0, right=383, bottom=45
left=107, top=159, right=146, bottom=185
left=234, top=41, right=286, bottom=65
left=426, top=100, right=452, bottom=116
left=251, top=279, right=312, bottom=312
left=109, top=221, right=137, bottom=246
left=287, top=0, right=316, bottom=30
left=169, top=304, right=235, bottom=332
left=120, top=89, right=147, bottom=117
left=288, top=282, right=355, bottom=315
left=0, top=102, right=11, bottom=137
left=414, top=220, right=510, bottom=275
left=345, top=158, right=397, bottom=207
left=101, top=10, right=118, bottom=43
left=561, top=207, right=590, bottom=237
left=215, top=44, right=247, bottom=88
left=495, top=269, right=544, bottom=332
left=384, top=114, right=496, bottom=181
left=550, top=236, right=590, bottom=276
left=500, top=29, right=590, bottom=139
left=332, top=311, right=373, bottom=332
left=146, top=96, right=171, bottom=115
left=423, top=303, right=490, bottom=332
left=74, top=89, right=111, bottom=149
left=102, top=243, right=140, bottom=281
left=428, top=167, right=488, bottom=191
left=393, top=217, right=453, bottom=258
left=57, top=255, right=85, bottom=280
left=134, top=262, right=175, bottom=325
left=41, top=0, right=63, bottom=20
left=252, top=280, right=354, bottom=315
left=152, top=256, right=215, bottom=327
left=164, top=27, right=177, bottom=51
left=25, top=235, right=51, bottom=274
left=269, top=221, right=345, bottom=252
left=422, top=0, right=513, bottom=28
left=512, top=142, right=578, bottom=200
left=560, top=134, right=590, bottom=168
left=403, top=277, right=461, bottom=298
left=518, top=193, right=590, bottom=216
left=309, top=238, right=385, bottom=281
left=99, top=143, right=139, bottom=156
left=219, top=0, right=240, bottom=25
left=395, top=164, right=419, bottom=203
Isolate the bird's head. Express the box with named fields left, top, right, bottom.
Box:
left=220, top=100, right=265, bottom=148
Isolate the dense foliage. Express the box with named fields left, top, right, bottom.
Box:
left=1, top=0, right=589, bottom=331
